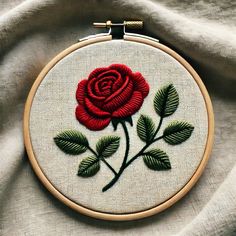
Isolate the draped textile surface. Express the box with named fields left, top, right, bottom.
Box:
left=0, top=0, right=235, bottom=235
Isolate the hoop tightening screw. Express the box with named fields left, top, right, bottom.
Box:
left=93, top=20, right=143, bottom=30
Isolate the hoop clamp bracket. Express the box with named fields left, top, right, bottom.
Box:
left=93, top=20, right=143, bottom=30
left=79, top=20, right=158, bottom=42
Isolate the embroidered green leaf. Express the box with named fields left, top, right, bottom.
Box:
left=163, top=121, right=194, bottom=145
left=96, top=136, right=120, bottom=158
left=143, top=149, right=171, bottom=170
left=54, top=130, right=88, bottom=155
left=77, top=156, right=100, bottom=177
left=137, top=115, right=155, bottom=143
left=154, top=84, right=179, bottom=117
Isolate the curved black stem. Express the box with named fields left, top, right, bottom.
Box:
left=125, top=146, right=147, bottom=168
left=102, top=116, right=164, bottom=192
left=153, top=116, right=163, bottom=138
left=87, top=146, right=97, bottom=156
left=87, top=146, right=117, bottom=175
left=124, top=135, right=164, bottom=168
left=153, top=135, right=164, bottom=143
left=121, top=117, right=165, bottom=173
left=120, top=122, right=130, bottom=169
left=102, top=121, right=130, bottom=192
left=102, top=174, right=119, bottom=192
left=101, top=158, right=118, bottom=176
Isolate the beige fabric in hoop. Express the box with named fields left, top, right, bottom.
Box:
left=29, top=40, right=208, bottom=214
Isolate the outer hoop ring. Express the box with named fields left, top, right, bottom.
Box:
left=23, top=35, right=214, bottom=221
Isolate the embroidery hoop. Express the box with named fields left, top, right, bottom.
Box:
left=23, top=23, right=214, bottom=221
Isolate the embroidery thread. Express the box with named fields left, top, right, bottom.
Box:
left=54, top=64, right=194, bottom=192
left=75, top=64, right=149, bottom=130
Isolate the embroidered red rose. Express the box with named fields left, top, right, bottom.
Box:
left=75, top=64, right=149, bottom=130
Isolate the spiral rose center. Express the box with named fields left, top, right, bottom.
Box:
left=99, top=78, right=113, bottom=91
left=93, top=71, right=122, bottom=99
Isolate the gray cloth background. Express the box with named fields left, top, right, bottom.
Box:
left=0, top=0, right=235, bottom=235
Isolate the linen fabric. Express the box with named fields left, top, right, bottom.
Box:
left=29, top=40, right=208, bottom=213
left=0, top=0, right=235, bottom=235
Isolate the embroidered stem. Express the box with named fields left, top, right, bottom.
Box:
left=102, top=121, right=130, bottom=192
left=153, top=117, right=163, bottom=139
left=153, top=135, right=164, bottom=143
left=120, top=121, right=130, bottom=170
left=102, top=117, right=164, bottom=192
left=87, top=146, right=97, bottom=156
left=87, top=146, right=117, bottom=175
left=124, top=135, right=164, bottom=168
left=124, top=116, right=164, bottom=169
left=101, top=158, right=118, bottom=176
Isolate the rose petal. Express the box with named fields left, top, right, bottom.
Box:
left=97, top=77, right=115, bottom=89
left=88, top=67, right=108, bottom=80
left=87, top=77, right=106, bottom=101
left=95, top=76, right=116, bottom=97
left=109, top=64, right=132, bottom=77
left=97, top=70, right=120, bottom=80
left=103, top=77, right=133, bottom=112
left=76, top=105, right=111, bottom=131
left=105, top=76, right=130, bottom=103
left=132, top=72, right=150, bottom=98
left=112, top=72, right=125, bottom=92
left=76, top=79, right=88, bottom=105
left=112, top=91, right=143, bottom=118
left=84, top=98, right=110, bottom=117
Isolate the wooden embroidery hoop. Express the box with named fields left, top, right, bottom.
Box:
left=24, top=33, right=214, bottom=221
